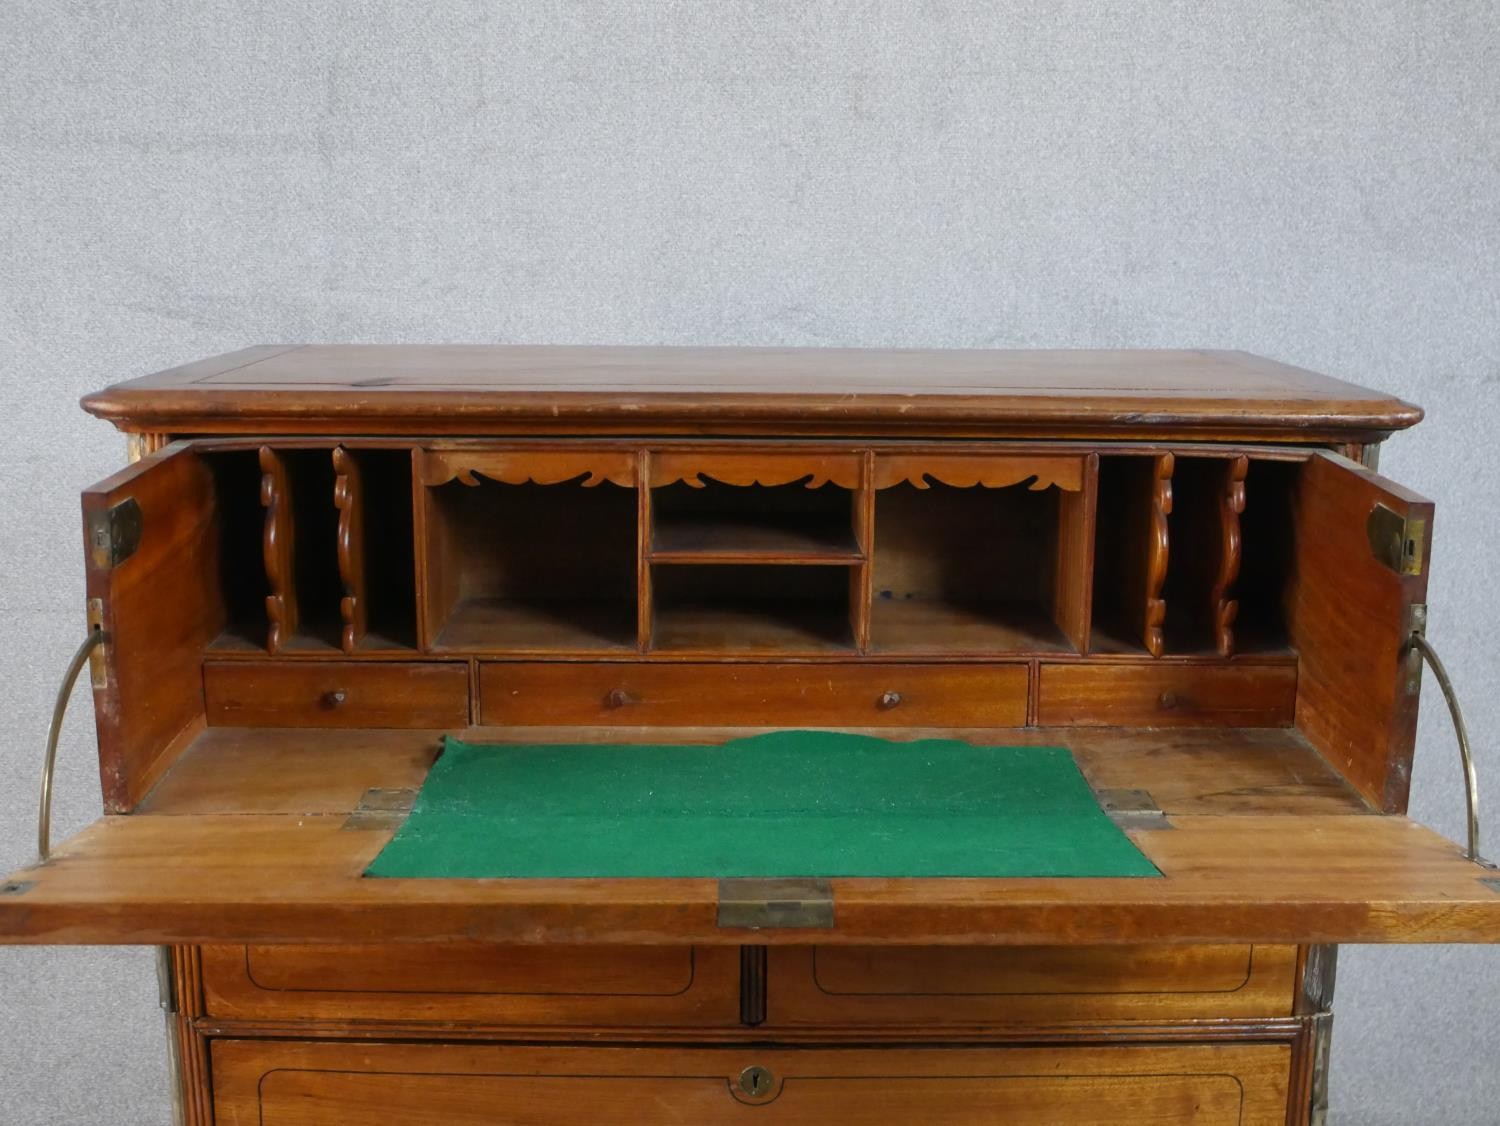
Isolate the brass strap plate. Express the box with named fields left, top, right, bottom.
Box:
left=87, top=497, right=143, bottom=570
left=1094, top=787, right=1173, bottom=831
left=717, top=878, right=834, bottom=929
left=1367, top=502, right=1425, bottom=576
left=342, top=788, right=418, bottom=831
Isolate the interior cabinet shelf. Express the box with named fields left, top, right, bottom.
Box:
left=430, top=597, right=638, bottom=653
left=650, top=516, right=863, bottom=563
left=191, top=443, right=1314, bottom=662
left=870, top=598, right=1074, bottom=655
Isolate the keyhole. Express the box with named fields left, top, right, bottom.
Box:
left=738, top=1065, right=774, bottom=1099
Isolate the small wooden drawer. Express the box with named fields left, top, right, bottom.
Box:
left=213, top=1040, right=1293, bottom=1125
left=1036, top=661, right=1297, bottom=726
left=200, top=944, right=740, bottom=1027
left=766, top=944, right=1298, bottom=1026
left=478, top=661, right=1029, bottom=727
left=203, top=661, right=470, bottom=728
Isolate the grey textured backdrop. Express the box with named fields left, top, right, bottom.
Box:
left=2, top=2, right=1497, bottom=1123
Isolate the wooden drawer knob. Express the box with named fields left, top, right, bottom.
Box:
left=321, top=689, right=347, bottom=709
left=878, top=690, right=903, bottom=710
left=605, top=687, right=638, bottom=709
left=1158, top=690, right=1180, bottom=710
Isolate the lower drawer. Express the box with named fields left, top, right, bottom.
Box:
left=203, top=661, right=471, bottom=728
left=478, top=661, right=1029, bottom=726
left=767, top=944, right=1298, bottom=1025
left=200, top=944, right=739, bottom=1027
left=211, top=1040, right=1293, bottom=1125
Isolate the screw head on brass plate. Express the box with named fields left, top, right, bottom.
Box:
left=738, top=1065, right=775, bottom=1099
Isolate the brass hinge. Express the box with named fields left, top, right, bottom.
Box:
left=717, top=878, right=834, bottom=929
left=1094, top=788, right=1173, bottom=831
left=1367, top=503, right=1425, bottom=576
left=87, top=497, right=143, bottom=570
left=155, top=947, right=178, bottom=1015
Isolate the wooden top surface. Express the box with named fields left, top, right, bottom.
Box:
left=81, top=345, right=1422, bottom=440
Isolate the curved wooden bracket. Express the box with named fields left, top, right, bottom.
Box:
left=333, top=447, right=366, bottom=653
left=259, top=446, right=296, bottom=654
left=1210, top=455, right=1249, bottom=657
left=1143, top=452, right=1174, bottom=658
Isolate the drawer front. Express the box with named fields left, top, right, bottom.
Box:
left=768, top=944, right=1298, bottom=1025
left=1036, top=661, right=1297, bottom=726
left=201, top=944, right=739, bottom=1027
left=204, top=661, right=470, bottom=728
left=478, top=661, right=1029, bottom=727
left=213, top=1040, right=1292, bottom=1125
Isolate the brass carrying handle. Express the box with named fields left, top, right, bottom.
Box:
left=1406, top=632, right=1483, bottom=864
left=38, top=629, right=107, bottom=863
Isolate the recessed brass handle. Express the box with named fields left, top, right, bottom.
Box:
left=321, top=689, right=347, bottom=709
left=39, top=629, right=108, bottom=863
left=878, top=690, right=902, bottom=710
left=605, top=688, right=638, bottom=709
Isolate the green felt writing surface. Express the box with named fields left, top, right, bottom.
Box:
left=366, top=731, right=1159, bottom=879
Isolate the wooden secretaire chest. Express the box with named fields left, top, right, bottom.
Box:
left=3, top=345, right=1496, bottom=1125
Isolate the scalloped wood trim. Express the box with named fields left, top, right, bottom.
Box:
left=333, top=447, right=366, bottom=653
left=649, top=451, right=862, bottom=489
left=873, top=454, right=1086, bottom=492
left=259, top=446, right=296, bottom=654
left=419, top=449, right=637, bottom=488
left=1143, top=452, right=1174, bottom=658
left=1211, top=455, right=1249, bottom=658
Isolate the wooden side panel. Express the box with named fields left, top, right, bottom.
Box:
left=1290, top=454, right=1434, bottom=812
left=211, top=1041, right=1292, bottom=1126
left=84, top=444, right=221, bottom=812
left=1036, top=662, right=1298, bottom=727
left=203, top=661, right=470, bottom=728
left=478, top=662, right=1030, bottom=728
left=1053, top=452, right=1098, bottom=651
left=767, top=944, right=1298, bottom=1024
left=200, top=943, right=740, bottom=1027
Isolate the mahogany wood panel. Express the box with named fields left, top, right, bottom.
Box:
left=83, top=444, right=221, bottom=812
left=1054, top=453, right=1099, bottom=652
left=766, top=944, right=1298, bottom=1024
left=210, top=1040, right=1293, bottom=1125
left=82, top=345, right=1422, bottom=442
left=204, top=662, right=469, bottom=728
left=478, top=662, right=1030, bottom=728
left=1289, top=454, right=1433, bottom=813
left=200, top=944, right=740, bottom=1027
left=1036, top=662, right=1297, bottom=727
left=7, top=808, right=1500, bottom=945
